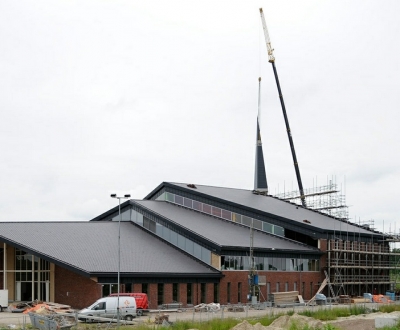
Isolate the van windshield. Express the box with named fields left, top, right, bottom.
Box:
left=92, top=302, right=106, bottom=310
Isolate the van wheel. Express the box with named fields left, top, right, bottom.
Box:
left=137, top=309, right=143, bottom=316
left=125, top=315, right=133, bottom=321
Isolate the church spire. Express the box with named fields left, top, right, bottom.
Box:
left=254, top=77, right=268, bottom=192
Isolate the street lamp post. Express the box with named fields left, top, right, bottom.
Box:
left=110, top=193, right=131, bottom=329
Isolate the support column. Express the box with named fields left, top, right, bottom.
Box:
left=3, top=243, right=6, bottom=289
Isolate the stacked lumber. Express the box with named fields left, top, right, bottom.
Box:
left=269, top=291, right=299, bottom=305
left=351, top=298, right=371, bottom=303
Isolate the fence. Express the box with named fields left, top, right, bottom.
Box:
left=1, top=300, right=400, bottom=329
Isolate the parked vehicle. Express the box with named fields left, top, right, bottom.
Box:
left=78, top=296, right=136, bottom=322
left=109, top=293, right=148, bottom=316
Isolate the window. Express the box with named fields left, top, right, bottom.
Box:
left=227, top=283, right=231, bottom=303
left=274, top=226, right=285, bottom=236
left=263, top=222, right=273, bottom=233
left=285, top=282, right=288, bottom=292
left=276, top=282, right=280, bottom=292
left=193, top=201, right=202, bottom=211
left=267, top=282, right=270, bottom=295
left=212, top=207, right=222, bottom=217
left=221, top=209, right=231, bottom=220
left=157, top=283, right=164, bottom=305
left=253, top=219, right=263, bottom=230
left=184, top=198, right=192, bottom=208
left=238, top=282, right=242, bottom=303
left=203, top=204, right=212, bottom=214
left=173, top=283, right=179, bottom=302
left=187, top=283, right=192, bottom=304
left=142, top=283, right=148, bottom=295
left=201, top=283, right=206, bottom=303
left=242, top=216, right=252, bottom=226
left=214, top=283, right=219, bottom=303
left=166, top=192, right=174, bottom=202
left=175, top=195, right=183, bottom=205
left=194, top=243, right=202, bottom=259
left=232, top=213, right=241, bottom=223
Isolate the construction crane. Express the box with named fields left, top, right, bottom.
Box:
left=259, top=8, right=307, bottom=208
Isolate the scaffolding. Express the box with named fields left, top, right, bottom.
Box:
left=274, top=179, right=348, bottom=220
left=274, top=178, right=400, bottom=297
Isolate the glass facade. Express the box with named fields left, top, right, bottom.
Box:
left=130, top=208, right=211, bottom=265
left=157, top=192, right=285, bottom=237
left=221, top=255, right=319, bottom=271
left=15, top=249, right=50, bottom=301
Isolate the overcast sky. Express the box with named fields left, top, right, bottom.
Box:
left=1, top=1, right=399, bottom=234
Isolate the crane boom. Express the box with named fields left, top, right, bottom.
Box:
left=259, top=8, right=275, bottom=63
left=259, top=8, right=307, bottom=207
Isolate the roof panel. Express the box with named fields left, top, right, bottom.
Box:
left=166, top=182, right=373, bottom=235
left=0, top=222, right=220, bottom=276
left=134, top=200, right=317, bottom=252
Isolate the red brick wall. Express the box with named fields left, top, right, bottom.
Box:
left=179, top=283, right=187, bottom=306
left=164, top=283, right=172, bottom=304
left=53, top=267, right=322, bottom=309
left=319, top=239, right=328, bottom=269
left=220, top=270, right=322, bottom=303
left=148, top=283, right=158, bottom=308
left=206, top=283, right=214, bottom=303
left=55, top=266, right=101, bottom=309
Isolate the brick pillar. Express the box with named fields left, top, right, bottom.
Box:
left=148, top=283, right=158, bottom=309
left=180, top=283, right=187, bottom=306
left=132, top=283, right=142, bottom=293
left=164, top=283, right=172, bottom=304
left=206, top=283, right=214, bottom=303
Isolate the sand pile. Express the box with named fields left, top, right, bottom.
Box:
left=230, top=313, right=324, bottom=330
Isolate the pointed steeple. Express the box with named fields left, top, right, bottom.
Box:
left=254, top=77, right=268, bottom=192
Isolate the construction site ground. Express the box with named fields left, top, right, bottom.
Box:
left=0, top=304, right=399, bottom=330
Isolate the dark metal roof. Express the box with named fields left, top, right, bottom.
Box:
left=134, top=200, right=318, bottom=253
left=0, top=222, right=221, bottom=277
left=148, top=182, right=376, bottom=236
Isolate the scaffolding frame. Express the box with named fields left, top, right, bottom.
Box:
left=274, top=178, right=400, bottom=297
left=275, top=178, right=348, bottom=220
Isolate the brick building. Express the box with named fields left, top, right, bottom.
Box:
left=1, top=181, right=396, bottom=310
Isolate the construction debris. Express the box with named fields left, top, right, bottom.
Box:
left=29, top=312, right=76, bottom=330
left=155, top=314, right=169, bottom=324
left=194, top=303, right=221, bottom=312
left=7, top=301, right=74, bottom=314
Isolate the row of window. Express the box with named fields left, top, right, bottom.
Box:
left=102, top=281, right=320, bottom=305
left=157, top=192, right=285, bottom=237
left=222, top=255, right=320, bottom=271
left=129, top=208, right=211, bottom=264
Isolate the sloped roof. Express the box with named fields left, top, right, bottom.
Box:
left=0, top=221, right=221, bottom=277
left=147, top=182, right=374, bottom=236
left=134, top=200, right=318, bottom=253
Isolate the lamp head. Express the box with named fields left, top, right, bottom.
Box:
left=110, top=194, right=117, bottom=198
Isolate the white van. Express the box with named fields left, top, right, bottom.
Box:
left=79, top=296, right=137, bottom=322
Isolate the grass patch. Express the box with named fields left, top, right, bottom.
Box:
left=298, top=305, right=368, bottom=321
left=378, top=304, right=400, bottom=313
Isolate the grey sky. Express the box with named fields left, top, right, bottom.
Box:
left=0, top=1, right=399, bottom=235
